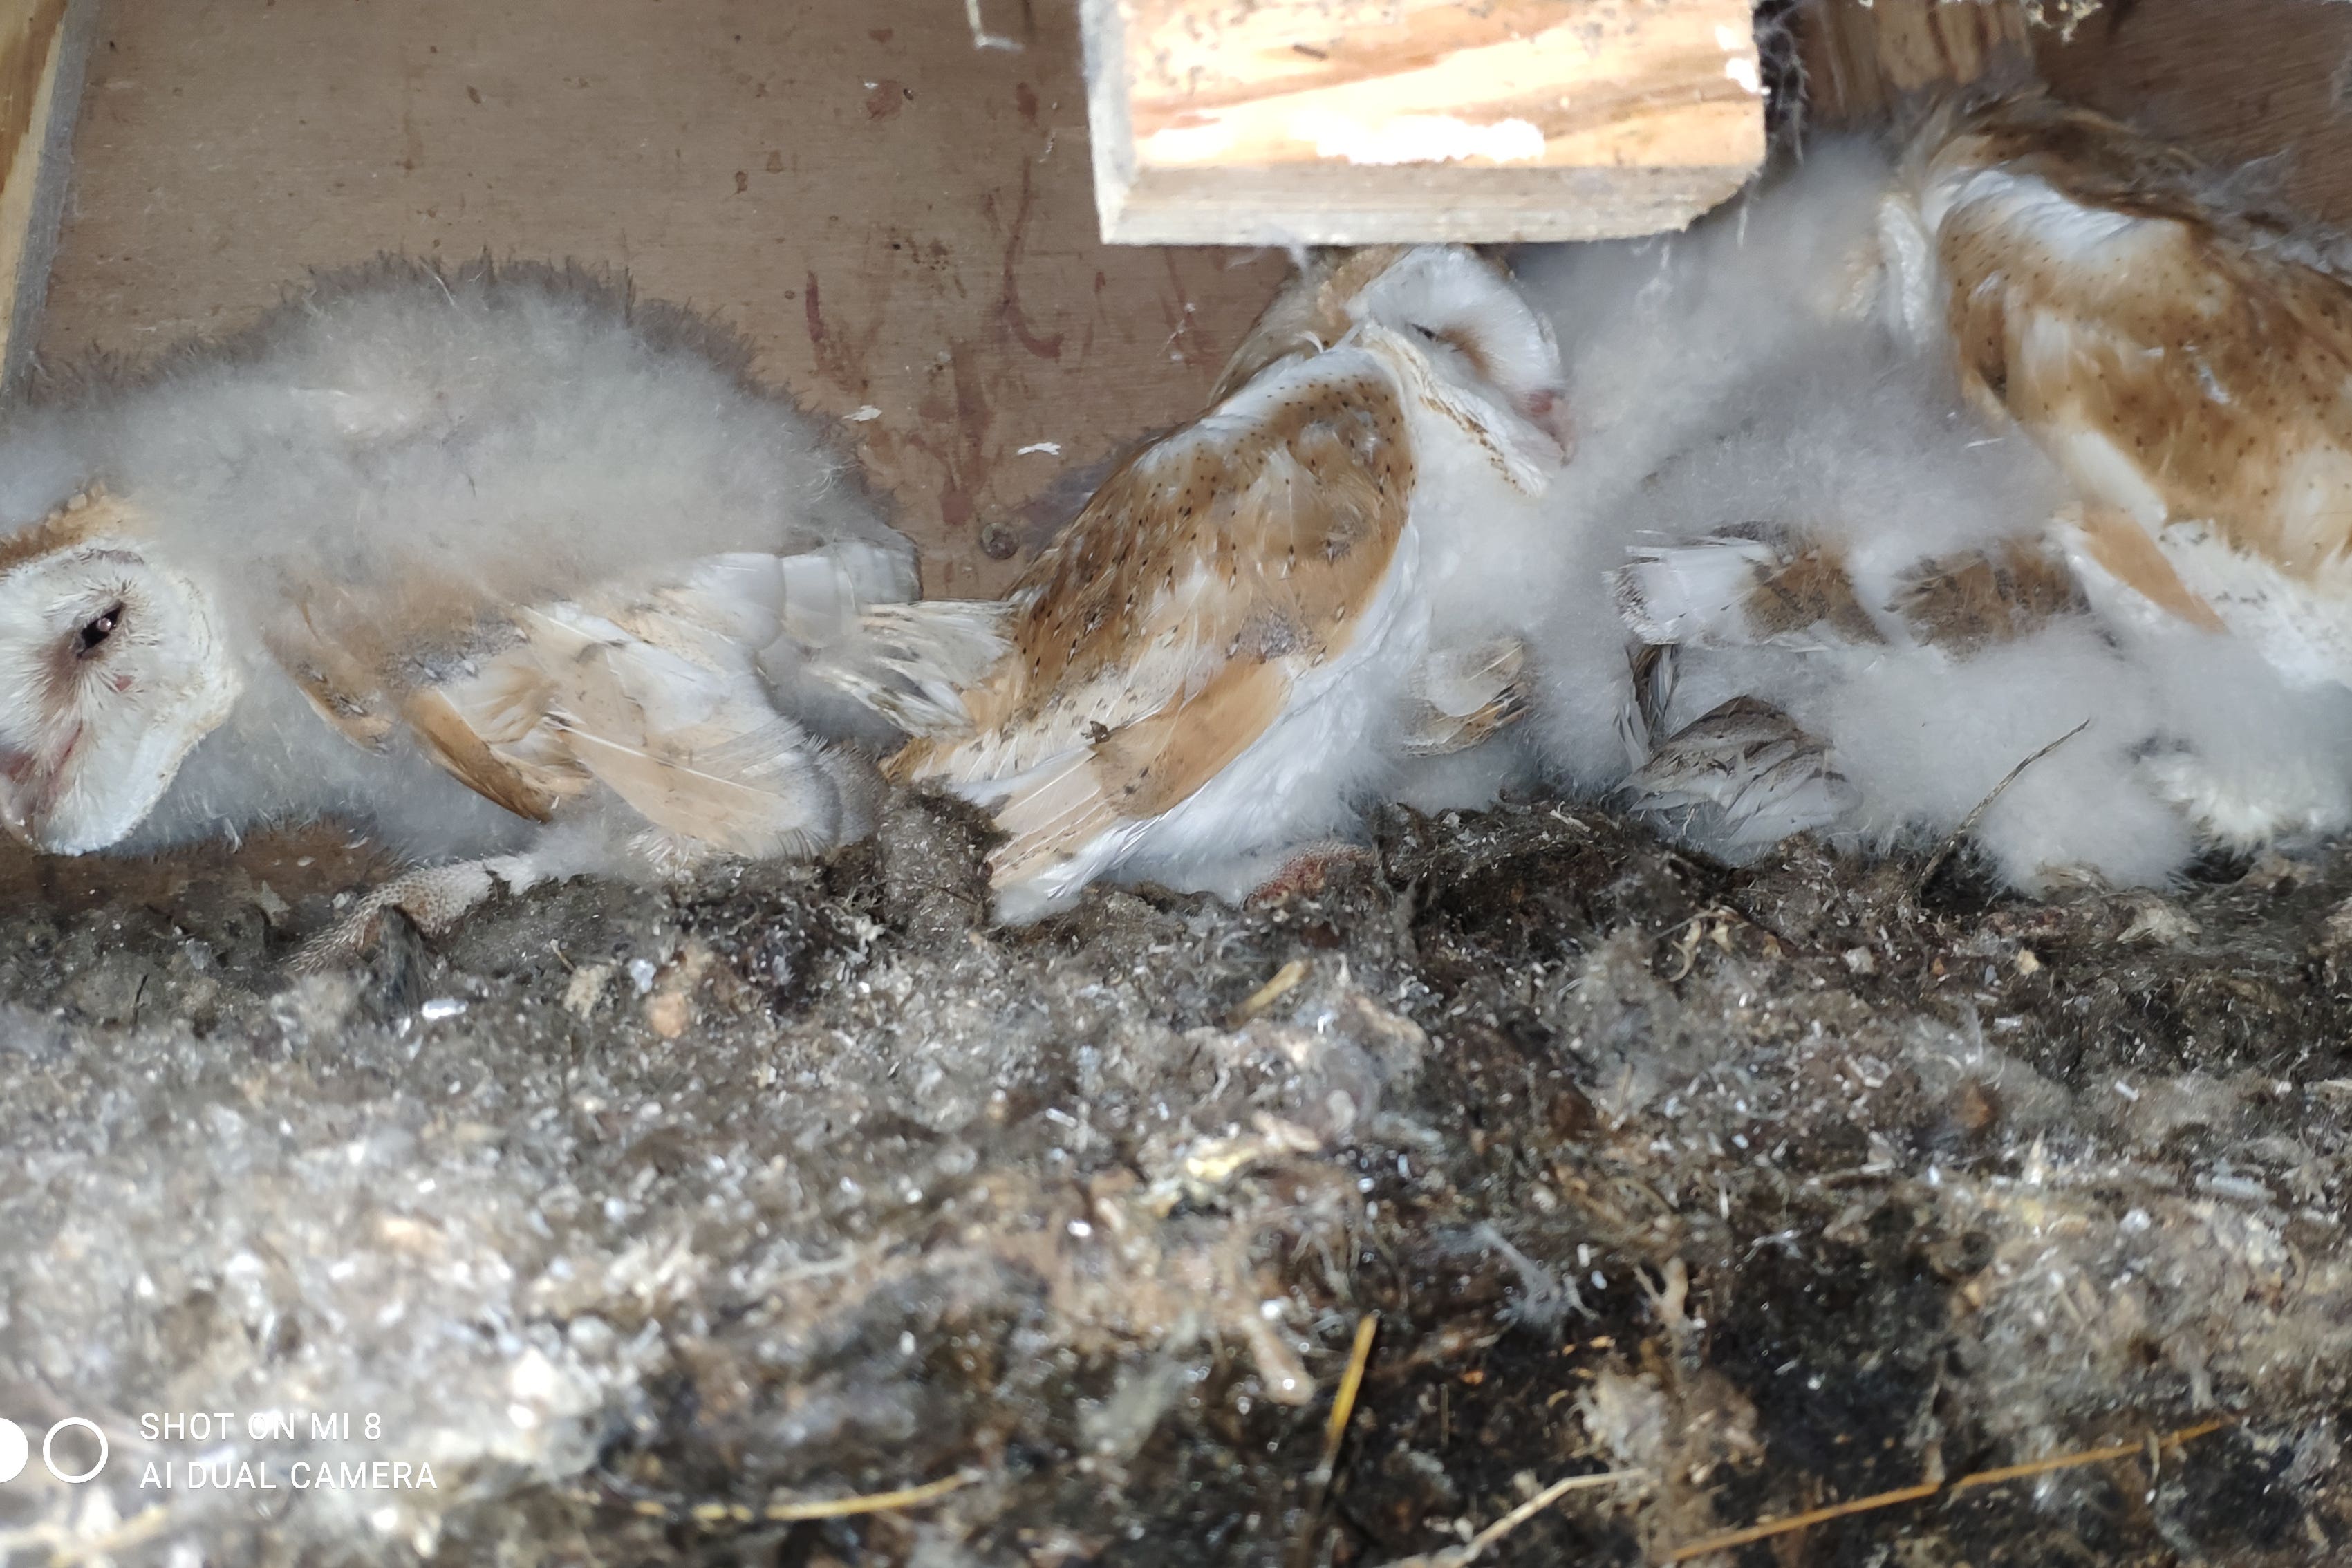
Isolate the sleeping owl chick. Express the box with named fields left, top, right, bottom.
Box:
left=0, top=259, right=1000, bottom=953
left=878, top=245, right=1570, bottom=922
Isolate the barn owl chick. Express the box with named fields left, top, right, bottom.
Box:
left=0, top=259, right=995, bottom=950
left=1509, top=138, right=1920, bottom=805
left=1539, top=115, right=2352, bottom=891
left=1597, top=333, right=2229, bottom=893
left=882, top=245, right=1571, bottom=922
left=1874, top=86, right=2352, bottom=846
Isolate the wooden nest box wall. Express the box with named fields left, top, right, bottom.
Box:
left=1078, top=0, right=1771, bottom=244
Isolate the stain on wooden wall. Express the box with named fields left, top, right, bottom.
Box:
left=37, top=0, right=1289, bottom=597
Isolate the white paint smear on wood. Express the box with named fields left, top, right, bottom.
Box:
left=1289, top=109, right=1547, bottom=166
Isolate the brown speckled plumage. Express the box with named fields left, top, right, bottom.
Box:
left=1730, top=523, right=1888, bottom=648
left=892, top=368, right=1413, bottom=884
left=888, top=243, right=1569, bottom=910
left=1892, top=536, right=2087, bottom=655
left=1922, top=91, right=2352, bottom=614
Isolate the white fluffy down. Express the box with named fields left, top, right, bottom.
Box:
left=0, top=259, right=912, bottom=865
left=1507, top=140, right=2352, bottom=890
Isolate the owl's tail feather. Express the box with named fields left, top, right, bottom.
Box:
left=742, top=543, right=1009, bottom=736
left=1401, top=635, right=1531, bottom=756
left=555, top=720, right=841, bottom=861
left=1618, top=696, right=1858, bottom=864
left=802, top=597, right=1013, bottom=738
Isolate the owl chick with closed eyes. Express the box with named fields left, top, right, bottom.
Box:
left=0, top=259, right=999, bottom=953
left=879, top=245, right=1571, bottom=922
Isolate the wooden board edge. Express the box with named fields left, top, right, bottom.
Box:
left=0, top=0, right=91, bottom=393
left=1078, top=0, right=1141, bottom=248
left=1101, top=162, right=1759, bottom=245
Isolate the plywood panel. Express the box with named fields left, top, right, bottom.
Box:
left=37, top=0, right=1291, bottom=597
left=2036, top=0, right=2352, bottom=224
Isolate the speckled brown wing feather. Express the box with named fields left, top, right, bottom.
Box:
left=267, top=592, right=590, bottom=821
left=399, top=654, right=586, bottom=823
left=1934, top=94, right=2352, bottom=593
left=265, top=618, right=400, bottom=752
left=894, top=353, right=1415, bottom=885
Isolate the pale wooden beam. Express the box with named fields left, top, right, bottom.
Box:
left=0, top=0, right=89, bottom=391
left=1079, top=0, right=1768, bottom=245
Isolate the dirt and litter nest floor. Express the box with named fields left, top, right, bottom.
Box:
left=1, top=793, right=2349, bottom=1567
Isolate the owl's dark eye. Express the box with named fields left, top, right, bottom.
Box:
left=1411, top=323, right=1441, bottom=342
left=75, top=603, right=123, bottom=657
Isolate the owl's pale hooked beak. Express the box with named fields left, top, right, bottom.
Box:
left=1522, top=389, right=1575, bottom=463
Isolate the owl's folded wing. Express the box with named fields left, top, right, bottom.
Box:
left=511, top=601, right=842, bottom=858
left=400, top=669, right=586, bottom=822
left=281, top=545, right=916, bottom=855
left=1614, top=523, right=2090, bottom=657
left=1922, top=95, right=2352, bottom=662
left=895, top=352, right=1415, bottom=887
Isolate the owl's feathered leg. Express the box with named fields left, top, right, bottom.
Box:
left=290, top=808, right=694, bottom=971
left=290, top=855, right=546, bottom=972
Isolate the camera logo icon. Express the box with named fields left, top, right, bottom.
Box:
left=0, top=1417, right=109, bottom=1484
